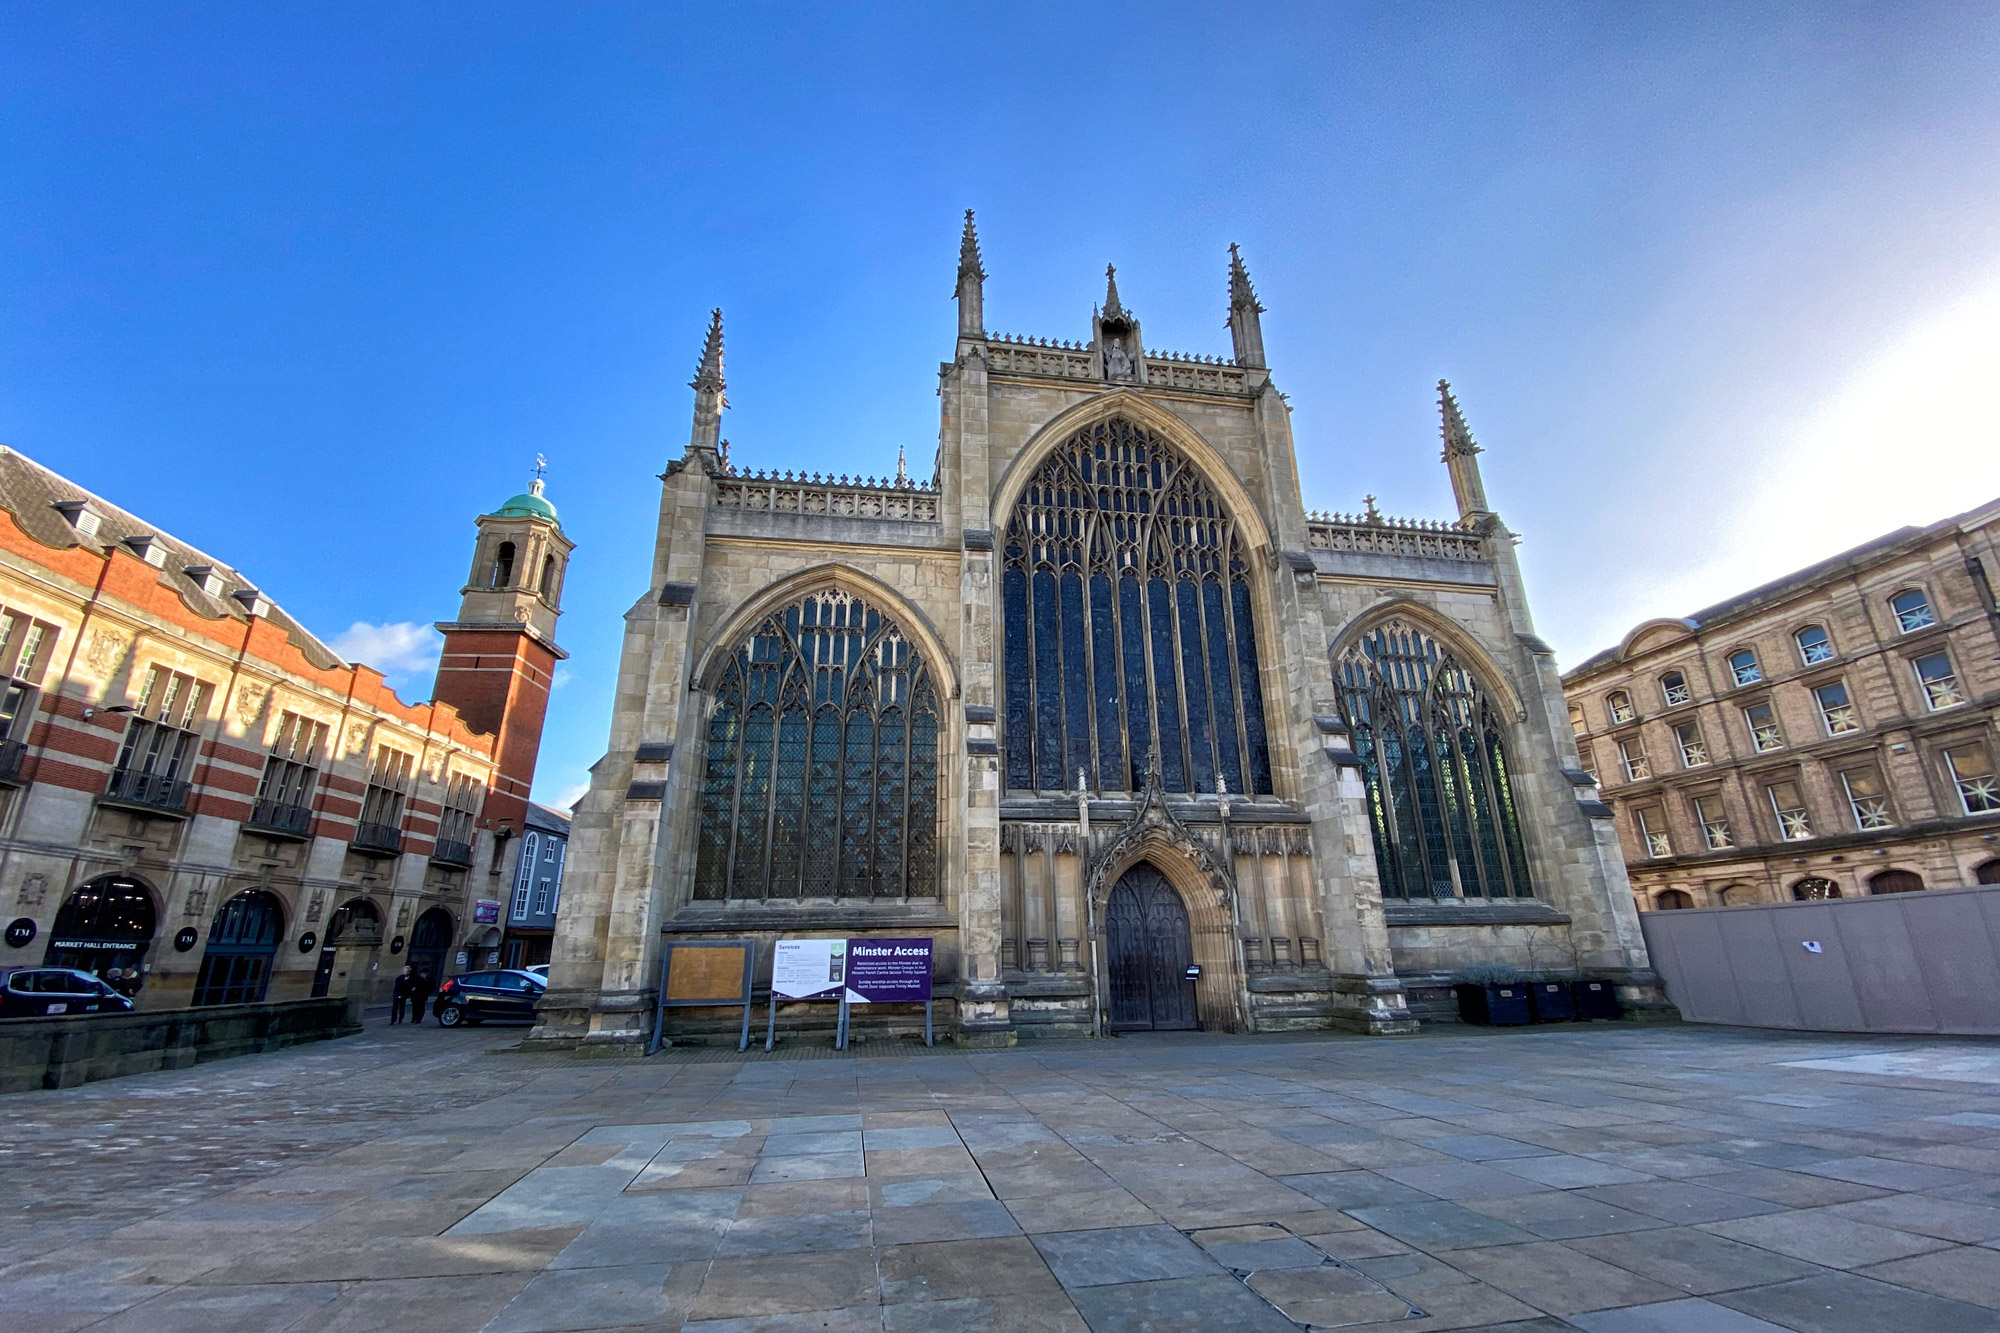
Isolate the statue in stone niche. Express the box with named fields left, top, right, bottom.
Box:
left=1103, top=337, right=1133, bottom=379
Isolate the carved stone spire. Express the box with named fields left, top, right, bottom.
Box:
left=688, top=309, right=726, bottom=457
left=955, top=210, right=985, bottom=338
left=1438, top=380, right=1490, bottom=518
left=1102, top=263, right=1128, bottom=322
left=1225, top=243, right=1266, bottom=369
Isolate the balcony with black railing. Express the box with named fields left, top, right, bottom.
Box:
left=430, top=837, right=474, bottom=867
left=247, top=797, right=312, bottom=838
left=352, top=820, right=404, bottom=856
left=103, top=767, right=193, bottom=815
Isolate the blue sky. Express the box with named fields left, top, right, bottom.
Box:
left=5, top=4, right=1998, bottom=808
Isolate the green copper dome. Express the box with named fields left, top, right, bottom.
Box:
left=490, top=478, right=558, bottom=526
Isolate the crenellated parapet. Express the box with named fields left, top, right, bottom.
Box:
left=1303, top=511, right=1487, bottom=562
left=712, top=473, right=941, bottom=522
left=979, top=331, right=1255, bottom=396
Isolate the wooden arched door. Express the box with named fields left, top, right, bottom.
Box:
left=1105, top=863, right=1197, bottom=1031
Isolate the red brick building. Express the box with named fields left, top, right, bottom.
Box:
left=0, top=446, right=568, bottom=1009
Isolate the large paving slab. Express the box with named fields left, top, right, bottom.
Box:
left=4, top=1021, right=2000, bottom=1331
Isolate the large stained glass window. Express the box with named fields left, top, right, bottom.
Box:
left=695, top=589, right=939, bottom=899
left=1334, top=620, right=1532, bottom=899
left=1002, top=418, right=1272, bottom=795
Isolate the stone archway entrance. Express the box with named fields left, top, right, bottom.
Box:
left=1104, top=863, right=1197, bottom=1031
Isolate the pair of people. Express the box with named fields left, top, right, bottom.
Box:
left=390, top=967, right=432, bottom=1024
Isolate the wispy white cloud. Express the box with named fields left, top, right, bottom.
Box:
left=552, top=666, right=575, bottom=690
left=329, top=621, right=444, bottom=690
left=539, top=777, right=592, bottom=813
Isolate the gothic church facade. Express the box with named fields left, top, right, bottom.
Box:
left=536, top=217, right=1666, bottom=1045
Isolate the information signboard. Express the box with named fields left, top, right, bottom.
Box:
left=472, top=899, right=501, bottom=925
left=844, top=938, right=932, bottom=1004
left=771, top=938, right=846, bottom=999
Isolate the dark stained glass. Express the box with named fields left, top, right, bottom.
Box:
left=1232, top=579, right=1272, bottom=793
left=693, top=701, right=738, bottom=899
left=1003, top=563, right=1033, bottom=789
left=1001, top=416, right=1273, bottom=796
left=1090, top=573, right=1122, bottom=786
left=1147, top=577, right=1186, bottom=790
left=1335, top=621, right=1532, bottom=900
left=694, top=590, right=939, bottom=899
left=1119, top=574, right=1150, bottom=789
left=1175, top=578, right=1214, bottom=792
left=1032, top=568, right=1063, bottom=791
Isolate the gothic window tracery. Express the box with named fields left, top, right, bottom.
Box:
left=1001, top=417, right=1272, bottom=796
left=1334, top=620, right=1533, bottom=900
left=694, top=589, right=939, bottom=899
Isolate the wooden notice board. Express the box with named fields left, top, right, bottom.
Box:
left=651, top=938, right=755, bottom=1052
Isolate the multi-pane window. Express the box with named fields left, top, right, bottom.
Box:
left=110, top=666, right=212, bottom=809
left=1674, top=722, right=1709, bottom=768
left=1692, top=795, right=1733, bottom=849
left=1913, top=652, right=1962, bottom=710
left=251, top=711, right=325, bottom=834
left=1634, top=807, right=1671, bottom=858
left=1742, top=702, right=1783, bottom=752
left=1619, top=738, right=1651, bottom=781
left=0, top=605, right=53, bottom=770
left=1840, top=770, right=1892, bottom=830
left=696, top=589, right=941, bottom=899
left=1813, top=681, right=1859, bottom=734
left=1002, top=417, right=1272, bottom=795
left=1566, top=704, right=1586, bottom=737
left=533, top=840, right=563, bottom=914
left=1795, top=625, right=1834, bottom=664
left=1607, top=691, right=1636, bottom=724
left=1334, top=621, right=1533, bottom=901
left=1728, top=649, right=1762, bottom=686
left=1767, top=780, right=1813, bottom=841
left=435, top=772, right=481, bottom=863
left=510, top=832, right=539, bottom=919
left=1659, top=672, right=1691, bottom=708
left=1578, top=747, right=1598, bottom=785
left=1890, top=589, right=1935, bottom=633
left=1944, top=747, right=1999, bottom=815
left=357, top=746, right=414, bottom=850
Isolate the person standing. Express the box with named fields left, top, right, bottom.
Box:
left=390, top=967, right=415, bottom=1025
left=411, top=968, right=435, bottom=1024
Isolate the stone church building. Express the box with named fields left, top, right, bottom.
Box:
left=536, top=217, right=1664, bottom=1046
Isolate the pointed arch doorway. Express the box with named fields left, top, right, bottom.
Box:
left=1104, top=863, right=1198, bottom=1031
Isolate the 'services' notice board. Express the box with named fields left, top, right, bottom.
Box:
left=771, top=938, right=846, bottom=999
left=652, top=938, right=755, bottom=1053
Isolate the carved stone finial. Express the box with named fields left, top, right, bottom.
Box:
left=956, top=209, right=985, bottom=287
left=1227, top=243, right=1263, bottom=313
left=1363, top=493, right=1382, bottom=523
left=691, top=308, right=725, bottom=397
left=1103, top=263, right=1127, bottom=322
left=895, top=444, right=909, bottom=488
left=1438, top=379, right=1479, bottom=459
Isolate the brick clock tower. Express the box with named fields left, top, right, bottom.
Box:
left=432, top=471, right=572, bottom=840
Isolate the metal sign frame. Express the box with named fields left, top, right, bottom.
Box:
left=650, top=937, right=755, bottom=1053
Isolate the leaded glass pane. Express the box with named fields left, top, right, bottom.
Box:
left=692, top=590, right=938, bottom=900
left=1334, top=621, right=1533, bottom=899
left=1000, top=416, right=1272, bottom=795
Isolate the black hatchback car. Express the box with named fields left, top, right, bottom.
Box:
left=1, top=968, right=136, bottom=1019
left=432, top=969, right=544, bottom=1026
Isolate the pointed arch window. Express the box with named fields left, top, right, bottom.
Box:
left=694, top=589, right=939, bottom=899
left=1001, top=417, right=1272, bottom=796
left=1334, top=620, right=1533, bottom=900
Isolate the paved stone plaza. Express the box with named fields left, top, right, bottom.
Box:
left=4, top=1023, right=2000, bottom=1332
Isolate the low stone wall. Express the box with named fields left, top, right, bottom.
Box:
left=0, top=995, right=364, bottom=1094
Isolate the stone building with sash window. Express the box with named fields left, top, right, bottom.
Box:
left=536, top=217, right=1666, bottom=1045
